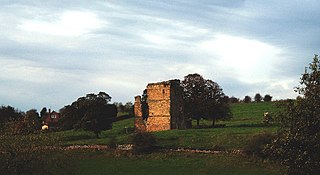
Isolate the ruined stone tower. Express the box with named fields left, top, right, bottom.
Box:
left=134, top=80, right=186, bottom=132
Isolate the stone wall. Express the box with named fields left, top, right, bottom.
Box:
left=146, top=81, right=171, bottom=132
left=134, top=79, right=186, bottom=132
left=134, top=95, right=145, bottom=132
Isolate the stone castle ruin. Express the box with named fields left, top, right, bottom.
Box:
left=134, top=80, right=187, bottom=132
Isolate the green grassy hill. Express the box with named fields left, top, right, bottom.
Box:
left=55, top=102, right=283, bottom=174
left=57, top=102, right=280, bottom=150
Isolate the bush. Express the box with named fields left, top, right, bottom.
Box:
left=264, top=55, right=320, bottom=175
left=243, top=133, right=275, bottom=157
left=264, top=131, right=320, bottom=175
left=130, top=132, right=158, bottom=154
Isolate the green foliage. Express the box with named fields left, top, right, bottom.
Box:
left=243, top=96, right=252, bottom=103
left=0, top=106, right=23, bottom=128
left=59, top=92, right=117, bottom=137
left=40, top=107, right=48, bottom=118
left=16, top=109, right=41, bottom=134
left=263, top=94, right=273, bottom=102
left=130, top=132, right=158, bottom=154
left=229, top=96, right=240, bottom=103
left=182, top=73, right=231, bottom=126
left=254, top=93, right=263, bottom=102
left=1, top=109, right=41, bottom=135
left=265, top=54, right=320, bottom=175
left=114, top=102, right=133, bottom=115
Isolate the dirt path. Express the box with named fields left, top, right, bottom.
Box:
left=64, top=144, right=244, bottom=155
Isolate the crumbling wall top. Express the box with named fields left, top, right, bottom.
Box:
left=134, top=95, right=141, bottom=101
left=147, top=79, right=180, bottom=88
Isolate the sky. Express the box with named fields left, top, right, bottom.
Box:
left=1, top=0, right=320, bottom=111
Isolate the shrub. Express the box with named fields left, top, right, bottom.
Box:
left=130, top=132, right=158, bottom=154
left=264, top=55, right=320, bottom=175
left=243, top=133, right=275, bottom=157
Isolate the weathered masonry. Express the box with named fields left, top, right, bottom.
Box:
left=134, top=80, right=187, bottom=132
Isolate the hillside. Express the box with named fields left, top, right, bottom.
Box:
left=58, top=102, right=282, bottom=175
left=57, top=102, right=280, bottom=150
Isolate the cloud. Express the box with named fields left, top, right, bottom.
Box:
left=199, top=34, right=284, bottom=83
left=0, top=0, right=318, bottom=111
left=19, top=11, right=105, bottom=37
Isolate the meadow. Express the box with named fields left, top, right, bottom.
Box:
left=58, top=102, right=280, bottom=149
left=53, top=102, right=283, bottom=174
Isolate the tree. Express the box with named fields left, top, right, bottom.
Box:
left=40, top=107, right=48, bottom=118
left=182, top=73, right=231, bottom=127
left=81, top=103, right=117, bottom=138
left=13, top=109, right=41, bottom=135
left=0, top=106, right=22, bottom=124
left=204, top=80, right=231, bottom=126
left=59, top=92, right=117, bottom=138
left=265, top=54, right=320, bottom=174
left=243, top=96, right=252, bottom=103
left=182, top=74, right=209, bottom=126
left=263, top=94, right=273, bottom=102
left=59, top=105, right=80, bottom=130
left=229, top=96, right=240, bottom=103
left=124, top=102, right=133, bottom=114
left=254, top=93, right=262, bottom=102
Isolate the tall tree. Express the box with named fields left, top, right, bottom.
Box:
left=0, top=106, right=22, bottom=128
left=124, top=102, right=133, bottom=115
left=243, top=96, right=252, bottom=103
left=265, top=54, right=320, bottom=174
left=14, top=109, right=41, bottom=134
left=59, top=105, right=79, bottom=130
left=263, top=94, right=273, bottom=102
left=182, top=73, right=231, bottom=127
left=59, top=92, right=117, bottom=137
left=182, top=74, right=208, bottom=126
left=40, top=107, right=48, bottom=118
left=254, top=93, right=262, bottom=102
left=204, top=80, right=231, bottom=126
left=229, top=96, right=240, bottom=103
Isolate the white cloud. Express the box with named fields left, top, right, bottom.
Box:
left=199, top=34, right=284, bottom=83
left=19, top=11, right=105, bottom=37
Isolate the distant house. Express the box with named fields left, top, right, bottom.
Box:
left=42, top=110, right=61, bottom=130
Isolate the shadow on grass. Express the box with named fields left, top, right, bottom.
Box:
left=63, top=135, right=96, bottom=141
left=228, top=123, right=279, bottom=128
left=191, top=124, right=226, bottom=129
left=115, top=114, right=134, bottom=122
left=190, top=123, right=280, bottom=129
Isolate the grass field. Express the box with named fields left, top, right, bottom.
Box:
left=53, top=102, right=283, bottom=174
left=57, top=102, right=280, bottom=149
left=68, top=151, right=280, bottom=175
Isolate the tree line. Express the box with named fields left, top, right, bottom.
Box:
left=0, top=74, right=275, bottom=134
left=223, top=93, right=273, bottom=104
left=0, top=94, right=132, bottom=138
